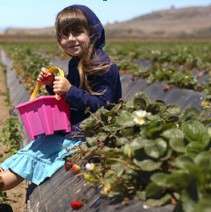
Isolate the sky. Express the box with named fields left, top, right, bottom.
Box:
left=0, top=0, right=211, bottom=30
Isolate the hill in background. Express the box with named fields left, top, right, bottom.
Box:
left=106, top=5, right=211, bottom=38
left=3, top=5, right=211, bottom=39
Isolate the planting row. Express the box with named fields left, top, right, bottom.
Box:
left=1, top=41, right=211, bottom=96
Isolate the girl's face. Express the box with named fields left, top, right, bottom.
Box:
left=59, top=29, right=90, bottom=57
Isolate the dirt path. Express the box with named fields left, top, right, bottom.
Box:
left=0, top=65, right=27, bottom=212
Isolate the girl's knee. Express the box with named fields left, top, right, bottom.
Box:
left=0, top=170, right=23, bottom=191
left=0, top=175, right=6, bottom=190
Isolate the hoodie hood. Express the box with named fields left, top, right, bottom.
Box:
left=66, top=4, right=105, bottom=49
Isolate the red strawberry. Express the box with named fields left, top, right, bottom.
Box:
left=69, top=200, right=83, bottom=209
left=71, top=164, right=80, bottom=174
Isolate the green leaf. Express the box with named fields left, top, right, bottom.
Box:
left=136, top=191, right=146, bottom=200
left=151, top=171, right=191, bottom=190
left=83, top=173, right=98, bottom=184
left=115, top=110, right=134, bottom=128
left=111, top=163, right=125, bottom=177
left=194, top=151, right=211, bottom=171
left=193, top=196, right=211, bottom=212
left=120, top=126, right=136, bottom=137
left=142, top=118, right=166, bottom=138
left=86, top=137, right=97, bottom=147
left=115, top=137, right=129, bottom=147
left=97, top=132, right=108, bottom=142
left=151, top=173, right=170, bottom=187
left=144, top=138, right=167, bottom=159
left=166, top=106, right=181, bottom=116
left=80, top=116, right=97, bottom=131
left=123, top=144, right=133, bottom=158
left=180, top=191, right=196, bottom=212
left=147, top=101, right=166, bottom=114
left=170, top=138, right=186, bottom=153
left=145, top=194, right=171, bottom=207
left=133, top=92, right=150, bottom=110
left=181, top=108, right=199, bottom=122
left=133, top=159, right=161, bottom=171
left=182, top=121, right=209, bottom=147
left=208, top=127, right=211, bottom=138
left=186, top=142, right=207, bottom=158
left=174, top=156, right=194, bottom=170
left=145, top=182, right=164, bottom=198
left=160, top=149, right=173, bottom=161
left=130, top=138, right=146, bottom=150
left=162, top=128, right=185, bottom=153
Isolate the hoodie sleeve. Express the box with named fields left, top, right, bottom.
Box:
left=65, top=64, right=120, bottom=113
left=65, top=85, right=113, bottom=112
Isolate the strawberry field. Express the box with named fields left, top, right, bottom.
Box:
left=0, top=63, right=23, bottom=206
left=0, top=40, right=211, bottom=211
left=1, top=41, right=211, bottom=96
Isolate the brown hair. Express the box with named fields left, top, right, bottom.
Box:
left=55, top=7, right=111, bottom=95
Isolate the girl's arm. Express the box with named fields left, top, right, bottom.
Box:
left=65, top=64, right=122, bottom=113
left=65, top=84, right=113, bottom=112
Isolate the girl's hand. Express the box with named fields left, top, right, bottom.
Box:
left=53, top=76, right=71, bottom=95
left=37, top=67, right=54, bottom=85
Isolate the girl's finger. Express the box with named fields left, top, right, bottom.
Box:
left=41, top=67, right=48, bottom=73
left=53, top=84, right=60, bottom=90
left=53, top=88, right=61, bottom=95
left=54, top=76, right=59, bottom=81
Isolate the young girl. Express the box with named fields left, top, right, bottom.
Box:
left=0, top=5, right=122, bottom=190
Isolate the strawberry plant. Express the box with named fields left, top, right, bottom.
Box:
left=0, top=116, right=22, bottom=157
left=69, top=92, right=211, bottom=211
left=3, top=45, right=50, bottom=92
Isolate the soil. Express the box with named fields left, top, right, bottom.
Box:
left=0, top=65, right=27, bottom=212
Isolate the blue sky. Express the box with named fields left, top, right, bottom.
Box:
left=0, top=0, right=210, bottom=29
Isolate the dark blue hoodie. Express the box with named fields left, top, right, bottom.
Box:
left=49, top=5, right=122, bottom=125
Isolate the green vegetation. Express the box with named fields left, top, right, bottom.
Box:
left=77, top=93, right=211, bottom=211
left=1, top=40, right=211, bottom=95
left=0, top=64, right=23, bottom=203
left=0, top=116, right=22, bottom=159
left=0, top=116, right=23, bottom=203
left=3, top=44, right=50, bottom=92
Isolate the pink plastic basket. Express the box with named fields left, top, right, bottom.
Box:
left=16, top=96, right=71, bottom=140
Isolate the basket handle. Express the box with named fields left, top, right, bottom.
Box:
left=30, top=66, right=65, bottom=101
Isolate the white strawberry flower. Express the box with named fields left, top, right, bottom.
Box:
left=132, top=110, right=151, bottom=125
left=143, top=204, right=150, bottom=209
left=85, top=163, right=95, bottom=171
